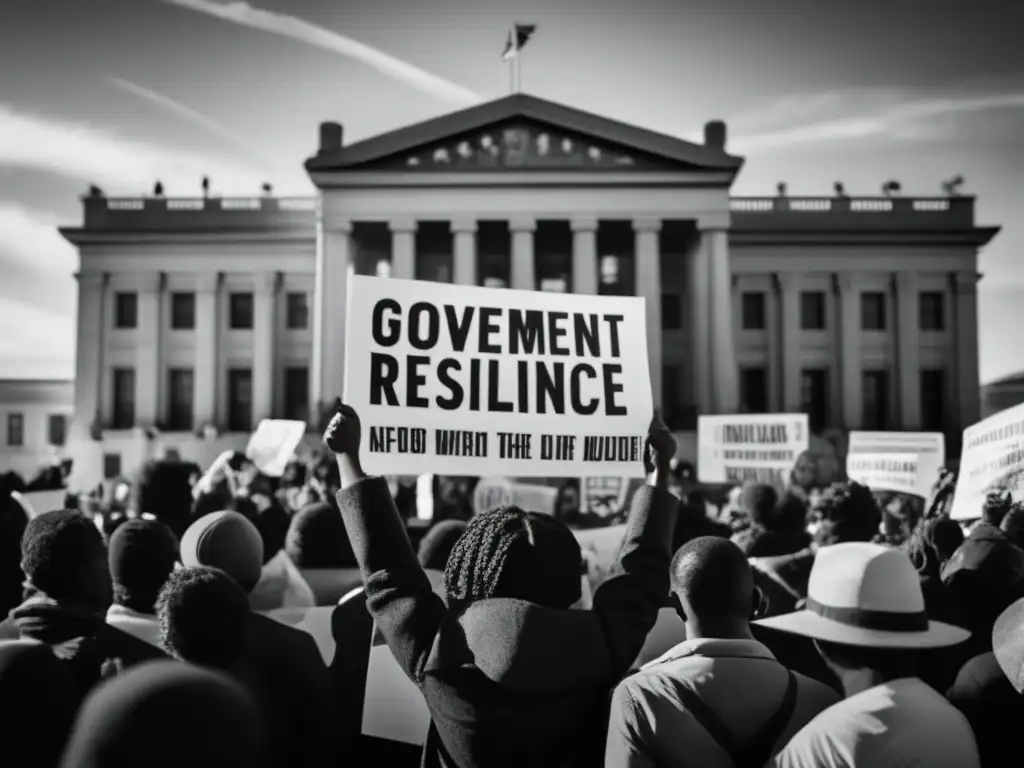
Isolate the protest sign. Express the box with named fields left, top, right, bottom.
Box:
left=473, top=477, right=558, bottom=516
left=245, top=420, right=306, bottom=478
left=847, top=431, right=946, bottom=498
left=17, top=489, right=68, bottom=518
left=343, top=275, right=653, bottom=478
left=580, top=476, right=631, bottom=516
left=697, top=414, right=809, bottom=485
left=951, top=403, right=1024, bottom=521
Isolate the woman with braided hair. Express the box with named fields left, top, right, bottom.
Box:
left=324, top=403, right=679, bottom=768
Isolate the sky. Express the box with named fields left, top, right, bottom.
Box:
left=2, top=0, right=1023, bottom=383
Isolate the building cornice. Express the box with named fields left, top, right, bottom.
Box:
left=728, top=227, right=1001, bottom=247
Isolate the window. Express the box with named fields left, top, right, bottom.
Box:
left=103, top=453, right=122, bottom=480
left=114, top=292, right=137, bottom=329
left=741, top=292, right=766, bottom=330
left=48, top=414, right=66, bottom=446
left=111, top=368, right=136, bottom=429
left=861, top=292, right=887, bottom=331
left=800, top=368, right=828, bottom=429
left=740, top=367, right=768, bottom=414
left=921, top=369, right=946, bottom=432
left=286, top=292, right=309, bottom=330
left=284, top=367, right=310, bottom=423
left=920, top=291, right=945, bottom=331
left=661, top=293, right=682, bottom=330
left=227, top=368, right=253, bottom=432
left=229, top=292, right=254, bottom=330
left=6, top=413, right=23, bottom=446
left=800, top=292, right=826, bottom=330
left=171, top=292, right=195, bottom=330
left=167, top=368, right=195, bottom=431
left=862, top=370, right=890, bottom=429
left=662, top=364, right=683, bottom=430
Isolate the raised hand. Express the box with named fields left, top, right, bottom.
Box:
left=643, top=409, right=677, bottom=476
left=323, top=403, right=362, bottom=459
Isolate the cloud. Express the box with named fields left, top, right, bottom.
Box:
left=0, top=296, right=75, bottom=379
left=157, top=0, right=481, bottom=106
left=0, top=205, right=77, bottom=277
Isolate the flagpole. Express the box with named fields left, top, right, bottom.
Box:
left=515, top=47, right=522, bottom=93
left=507, top=24, right=516, bottom=94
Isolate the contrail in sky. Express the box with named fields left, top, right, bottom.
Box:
left=157, top=0, right=482, bottom=106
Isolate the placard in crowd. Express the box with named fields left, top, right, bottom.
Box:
left=696, top=413, right=809, bottom=486
left=952, top=401, right=1024, bottom=520
left=580, top=476, right=631, bottom=516
left=245, top=419, right=308, bottom=477
left=343, top=275, right=653, bottom=478
left=846, top=430, right=945, bottom=498
left=472, top=476, right=559, bottom=516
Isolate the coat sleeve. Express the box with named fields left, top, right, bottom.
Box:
left=605, top=682, right=659, bottom=768
left=336, top=477, right=445, bottom=685
left=591, top=485, right=678, bottom=677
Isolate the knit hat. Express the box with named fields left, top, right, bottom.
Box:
left=179, top=512, right=263, bottom=594
left=108, top=519, right=180, bottom=614
left=284, top=502, right=356, bottom=569
left=418, top=520, right=468, bottom=571
left=21, top=510, right=112, bottom=610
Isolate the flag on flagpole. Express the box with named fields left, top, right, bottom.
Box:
left=502, top=24, right=537, bottom=61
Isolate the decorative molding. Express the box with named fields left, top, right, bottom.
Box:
left=194, top=272, right=221, bottom=293
left=255, top=271, right=280, bottom=293
left=632, top=217, right=663, bottom=234
left=509, top=215, right=537, bottom=233
left=570, top=216, right=599, bottom=232
left=311, top=170, right=736, bottom=189
left=773, top=272, right=799, bottom=293
left=953, top=271, right=980, bottom=295
left=895, top=272, right=918, bottom=292
left=388, top=217, right=418, bottom=234
left=450, top=217, right=478, bottom=234
left=110, top=272, right=163, bottom=292
left=76, top=271, right=107, bottom=289
left=833, top=272, right=856, bottom=294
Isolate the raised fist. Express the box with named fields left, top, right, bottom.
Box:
left=643, top=410, right=676, bottom=475
left=323, top=403, right=361, bottom=458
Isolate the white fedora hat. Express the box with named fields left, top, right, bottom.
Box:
left=755, top=542, right=971, bottom=649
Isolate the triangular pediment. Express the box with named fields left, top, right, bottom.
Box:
left=305, top=94, right=743, bottom=175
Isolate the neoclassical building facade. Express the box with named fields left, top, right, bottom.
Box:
left=60, top=93, right=999, bottom=488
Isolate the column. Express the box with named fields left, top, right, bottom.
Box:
left=570, top=216, right=599, bottom=294
left=775, top=272, right=802, bottom=412
left=836, top=273, right=861, bottom=429
left=253, top=272, right=278, bottom=424
left=193, top=273, right=220, bottom=429
left=706, top=228, right=739, bottom=414
left=510, top=216, right=536, bottom=290
left=955, top=272, right=981, bottom=430
left=452, top=217, right=478, bottom=286
left=312, top=220, right=352, bottom=413
left=634, top=218, right=663, bottom=409
left=135, top=273, right=163, bottom=427
left=690, top=235, right=711, bottom=413
left=390, top=218, right=417, bottom=280
left=896, top=272, right=921, bottom=429
left=72, top=272, right=106, bottom=438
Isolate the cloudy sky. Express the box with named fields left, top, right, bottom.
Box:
left=2, top=0, right=1023, bottom=383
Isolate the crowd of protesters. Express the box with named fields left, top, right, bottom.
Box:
left=1, top=404, right=1023, bottom=767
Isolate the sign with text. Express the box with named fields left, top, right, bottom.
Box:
left=697, top=414, right=809, bottom=486
left=581, top=476, right=631, bottom=516
left=245, top=420, right=307, bottom=478
left=343, top=276, right=653, bottom=477
left=847, top=431, right=946, bottom=498
left=952, top=403, right=1024, bottom=521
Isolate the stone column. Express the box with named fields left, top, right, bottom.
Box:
left=312, top=219, right=352, bottom=412
left=836, top=273, right=861, bottom=429
left=634, top=218, right=663, bottom=409
left=193, top=273, right=220, bottom=430
left=73, top=272, right=106, bottom=437
left=955, top=271, right=981, bottom=430
left=707, top=228, right=739, bottom=414
left=253, top=272, right=278, bottom=424
left=135, top=273, right=164, bottom=427
left=690, top=234, right=712, bottom=414
left=452, top=218, right=478, bottom=286
left=775, top=272, right=802, bottom=412
left=390, top=218, right=417, bottom=280
left=570, top=216, right=599, bottom=294
left=896, top=272, right=921, bottom=429
left=510, top=216, right=536, bottom=291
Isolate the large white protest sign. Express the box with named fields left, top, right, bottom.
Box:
left=16, top=489, right=68, bottom=518
left=952, top=403, right=1024, bottom=521
left=343, top=276, right=653, bottom=478
left=847, top=431, right=946, bottom=497
left=697, top=414, right=809, bottom=485
left=245, top=419, right=306, bottom=477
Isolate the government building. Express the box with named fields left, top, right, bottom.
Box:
left=59, top=93, right=1000, bottom=488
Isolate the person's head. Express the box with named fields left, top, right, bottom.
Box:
left=418, top=520, right=468, bottom=571
left=108, top=519, right=180, bottom=615
left=285, top=502, right=356, bottom=569
left=444, top=506, right=582, bottom=609
left=228, top=496, right=286, bottom=566
left=1001, top=503, right=1024, bottom=549
left=982, top=489, right=1014, bottom=527
left=21, top=510, right=112, bottom=611
left=157, top=566, right=250, bottom=671
left=925, top=517, right=965, bottom=563
left=813, top=639, right=916, bottom=683
left=555, top=482, right=580, bottom=519
left=179, top=511, right=263, bottom=595
left=739, top=483, right=779, bottom=529
left=772, top=493, right=809, bottom=535
left=812, top=481, right=883, bottom=547
left=59, top=661, right=265, bottom=768
left=670, top=537, right=755, bottom=634
left=790, top=451, right=819, bottom=491
left=281, top=460, right=306, bottom=489
left=0, top=641, right=79, bottom=768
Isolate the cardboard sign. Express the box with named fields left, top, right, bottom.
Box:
left=847, top=431, right=946, bottom=498
left=952, top=403, right=1024, bottom=521
left=245, top=420, right=306, bottom=478
left=16, top=489, right=68, bottom=519
left=343, top=276, right=653, bottom=478
left=697, top=414, right=810, bottom=485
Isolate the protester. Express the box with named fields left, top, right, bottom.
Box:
left=607, top=537, right=839, bottom=767
left=999, top=501, right=1024, bottom=549
left=418, top=519, right=469, bottom=571
left=732, top=484, right=812, bottom=558
left=59, top=661, right=266, bottom=768
left=0, top=491, right=29, bottom=620
left=285, top=500, right=362, bottom=605
left=324, top=402, right=679, bottom=768
left=758, top=542, right=979, bottom=767
left=106, top=519, right=180, bottom=648
left=134, top=458, right=199, bottom=540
